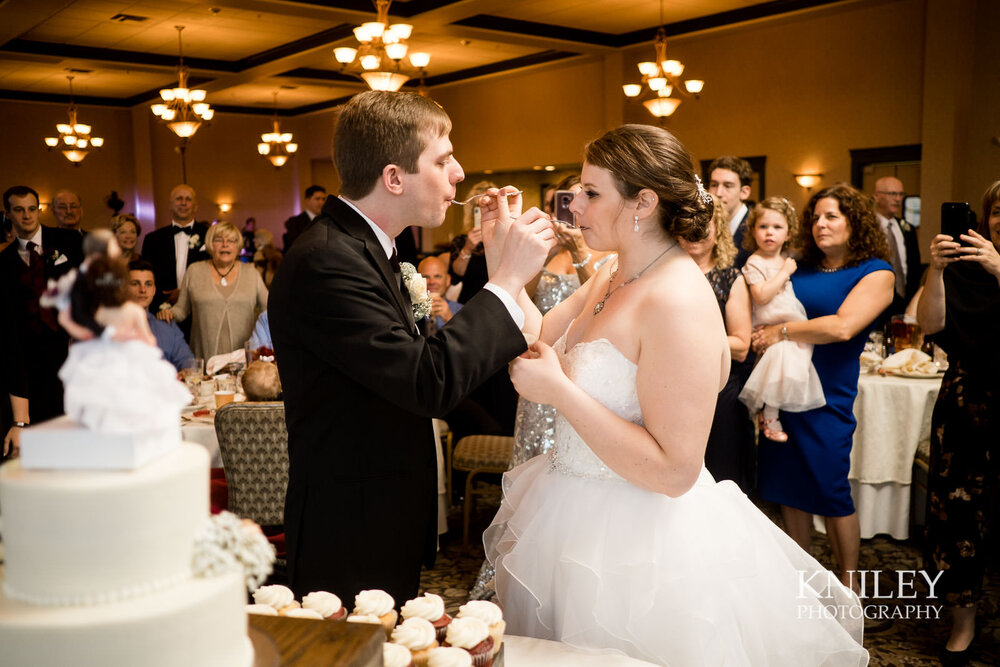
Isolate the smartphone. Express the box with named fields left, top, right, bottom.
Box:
left=940, top=202, right=976, bottom=246
left=554, top=190, right=575, bottom=225
left=473, top=206, right=482, bottom=229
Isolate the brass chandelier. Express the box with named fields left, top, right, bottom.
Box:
left=151, top=26, right=214, bottom=139
left=44, top=75, right=104, bottom=165
left=332, top=0, right=431, bottom=92
left=257, top=93, right=298, bottom=168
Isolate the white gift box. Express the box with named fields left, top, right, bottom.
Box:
left=19, top=416, right=180, bottom=470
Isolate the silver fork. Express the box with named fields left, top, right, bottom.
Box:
left=450, top=189, right=522, bottom=205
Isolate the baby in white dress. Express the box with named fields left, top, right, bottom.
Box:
left=739, top=198, right=825, bottom=441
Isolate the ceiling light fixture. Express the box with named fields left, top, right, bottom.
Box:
left=151, top=26, right=214, bottom=139
left=622, top=0, right=704, bottom=118
left=332, top=0, right=431, bottom=92
left=257, top=93, right=298, bottom=168
left=44, top=75, right=104, bottom=165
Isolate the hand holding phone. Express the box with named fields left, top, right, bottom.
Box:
left=554, top=190, right=575, bottom=225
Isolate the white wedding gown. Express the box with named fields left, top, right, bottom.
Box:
left=484, top=332, right=869, bottom=666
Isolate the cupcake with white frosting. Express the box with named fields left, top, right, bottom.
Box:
left=402, top=592, right=452, bottom=641
left=353, top=589, right=398, bottom=638
left=443, top=617, right=494, bottom=667
left=252, top=584, right=299, bottom=614
left=391, top=617, right=439, bottom=666
left=302, top=591, right=348, bottom=620
left=282, top=607, right=324, bottom=620
left=427, top=646, right=473, bottom=667
left=456, top=600, right=504, bottom=657
left=383, top=642, right=416, bottom=667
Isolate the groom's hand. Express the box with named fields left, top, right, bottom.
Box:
left=489, top=208, right=556, bottom=300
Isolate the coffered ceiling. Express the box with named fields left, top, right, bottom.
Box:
left=0, top=0, right=846, bottom=115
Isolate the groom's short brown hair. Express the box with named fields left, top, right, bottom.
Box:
left=334, top=91, right=451, bottom=200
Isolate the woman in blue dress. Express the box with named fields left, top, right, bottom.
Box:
left=751, top=183, right=894, bottom=589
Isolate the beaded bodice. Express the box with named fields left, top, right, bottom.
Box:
left=548, top=332, right=642, bottom=480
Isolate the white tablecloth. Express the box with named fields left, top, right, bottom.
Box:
left=504, top=635, right=658, bottom=666
left=816, top=372, right=942, bottom=539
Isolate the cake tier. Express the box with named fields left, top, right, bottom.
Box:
left=0, top=570, right=252, bottom=667
left=0, top=444, right=208, bottom=605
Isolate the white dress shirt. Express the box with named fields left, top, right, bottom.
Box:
left=172, top=221, right=196, bottom=289
left=876, top=212, right=908, bottom=279
left=16, top=227, right=43, bottom=266
left=729, top=203, right=749, bottom=237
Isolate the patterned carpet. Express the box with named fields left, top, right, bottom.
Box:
left=421, top=493, right=999, bottom=666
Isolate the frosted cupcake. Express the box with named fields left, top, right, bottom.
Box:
left=252, top=584, right=299, bottom=614
left=427, top=646, right=473, bottom=667
left=383, top=642, right=416, bottom=667
left=282, top=607, right=324, bottom=620
left=302, top=591, right=348, bottom=620
left=391, top=617, right=439, bottom=666
left=443, top=617, right=494, bottom=667
left=245, top=604, right=278, bottom=616
left=456, top=601, right=504, bottom=657
left=402, top=592, right=452, bottom=642
left=354, top=589, right=398, bottom=639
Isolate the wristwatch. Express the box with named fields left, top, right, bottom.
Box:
left=781, top=325, right=789, bottom=341
left=13, top=421, right=29, bottom=428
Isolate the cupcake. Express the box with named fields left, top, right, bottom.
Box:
left=383, top=642, right=416, bottom=667
left=346, top=614, right=383, bottom=625
left=302, top=591, right=348, bottom=620
left=443, top=617, right=493, bottom=667
left=281, top=607, right=324, bottom=620
left=402, top=592, right=452, bottom=642
left=252, top=584, right=299, bottom=614
left=391, top=617, right=439, bottom=667
left=456, top=601, right=504, bottom=657
left=427, top=647, right=473, bottom=667
left=245, top=604, right=278, bottom=616
left=354, top=589, right=398, bottom=639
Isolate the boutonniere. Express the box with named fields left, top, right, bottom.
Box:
left=400, top=261, right=432, bottom=319
left=899, top=219, right=912, bottom=233
left=188, top=234, right=201, bottom=249
left=46, top=249, right=62, bottom=266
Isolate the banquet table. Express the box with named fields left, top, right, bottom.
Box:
left=815, top=372, right=942, bottom=540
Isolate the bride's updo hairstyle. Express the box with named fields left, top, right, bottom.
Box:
left=584, top=124, right=712, bottom=242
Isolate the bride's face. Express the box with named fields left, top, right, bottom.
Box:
left=571, top=162, right=629, bottom=251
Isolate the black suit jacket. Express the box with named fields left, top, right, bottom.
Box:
left=269, top=196, right=526, bottom=603
left=732, top=205, right=751, bottom=269
left=282, top=212, right=312, bottom=252
left=0, top=227, right=83, bottom=423
left=140, top=222, right=210, bottom=301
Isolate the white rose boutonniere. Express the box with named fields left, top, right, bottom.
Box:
left=188, top=233, right=201, bottom=250
left=400, top=261, right=432, bottom=320
left=899, top=219, right=912, bottom=233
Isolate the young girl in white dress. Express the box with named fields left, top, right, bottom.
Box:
left=739, top=198, right=826, bottom=442
left=476, top=127, right=866, bottom=666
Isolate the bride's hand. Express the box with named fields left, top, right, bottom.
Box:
left=509, top=341, right=568, bottom=405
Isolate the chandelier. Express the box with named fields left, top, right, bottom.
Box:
left=44, top=75, right=104, bottom=164
left=257, top=93, right=298, bottom=168
left=332, top=0, right=431, bottom=92
left=622, top=3, right=704, bottom=118
left=151, top=26, right=214, bottom=139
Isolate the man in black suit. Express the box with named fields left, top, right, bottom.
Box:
left=281, top=185, right=326, bottom=251
left=873, top=176, right=922, bottom=321
left=269, top=91, right=555, bottom=604
left=0, top=185, right=83, bottom=426
left=708, top=155, right=754, bottom=268
left=140, top=184, right=209, bottom=310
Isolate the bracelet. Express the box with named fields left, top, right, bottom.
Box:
left=13, top=421, right=29, bottom=428
left=459, top=252, right=472, bottom=261
left=781, top=325, right=789, bottom=341
left=571, top=252, right=592, bottom=270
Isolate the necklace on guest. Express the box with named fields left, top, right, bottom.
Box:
left=593, top=243, right=677, bottom=315
left=818, top=261, right=847, bottom=273
left=213, top=261, right=236, bottom=286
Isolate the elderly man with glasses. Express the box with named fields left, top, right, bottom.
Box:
left=873, top=176, right=923, bottom=321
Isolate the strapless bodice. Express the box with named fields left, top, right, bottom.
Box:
left=548, top=333, right=642, bottom=480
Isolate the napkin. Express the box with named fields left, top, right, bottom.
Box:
left=880, top=348, right=937, bottom=375
left=859, top=350, right=883, bottom=374
left=207, top=349, right=246, bottom=375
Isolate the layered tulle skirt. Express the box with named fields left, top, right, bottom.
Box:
left=485, top=459, right=868, bottom=666
left=739, top=340, right=826, bottom=414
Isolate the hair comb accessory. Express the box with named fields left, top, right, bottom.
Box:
left=694, top=174, right=713, bottom=206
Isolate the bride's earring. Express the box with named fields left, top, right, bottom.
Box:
left=633, top=215, right=639, bottom=232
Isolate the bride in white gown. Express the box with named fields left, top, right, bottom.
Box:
left=477, top=125, right=868, bottom=666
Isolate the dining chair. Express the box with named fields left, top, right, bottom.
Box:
left=451, top=434, right=514, bottom=544
left=214, top=401, right=289, bottom=560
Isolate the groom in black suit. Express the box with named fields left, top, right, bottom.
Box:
left=269, top=91, right=555, bottom=603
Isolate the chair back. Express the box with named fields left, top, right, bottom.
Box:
left=214, top=401, right=289, bottom=526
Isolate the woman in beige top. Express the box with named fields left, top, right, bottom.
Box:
left=158, top=221, right=267, bottom=359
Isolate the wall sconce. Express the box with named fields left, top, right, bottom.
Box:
left=794, top=174, right=823, bottom=189
left=218, top=203, right=232, bottom=213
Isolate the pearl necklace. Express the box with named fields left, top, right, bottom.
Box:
left=593, top=243, right=677, bottom=315
left=213, top=261, right=236, bottom=286
left=818, top=263, right=846, bottom=273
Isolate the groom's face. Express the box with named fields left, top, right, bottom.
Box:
left=400, top=131, right=464, bottom=228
